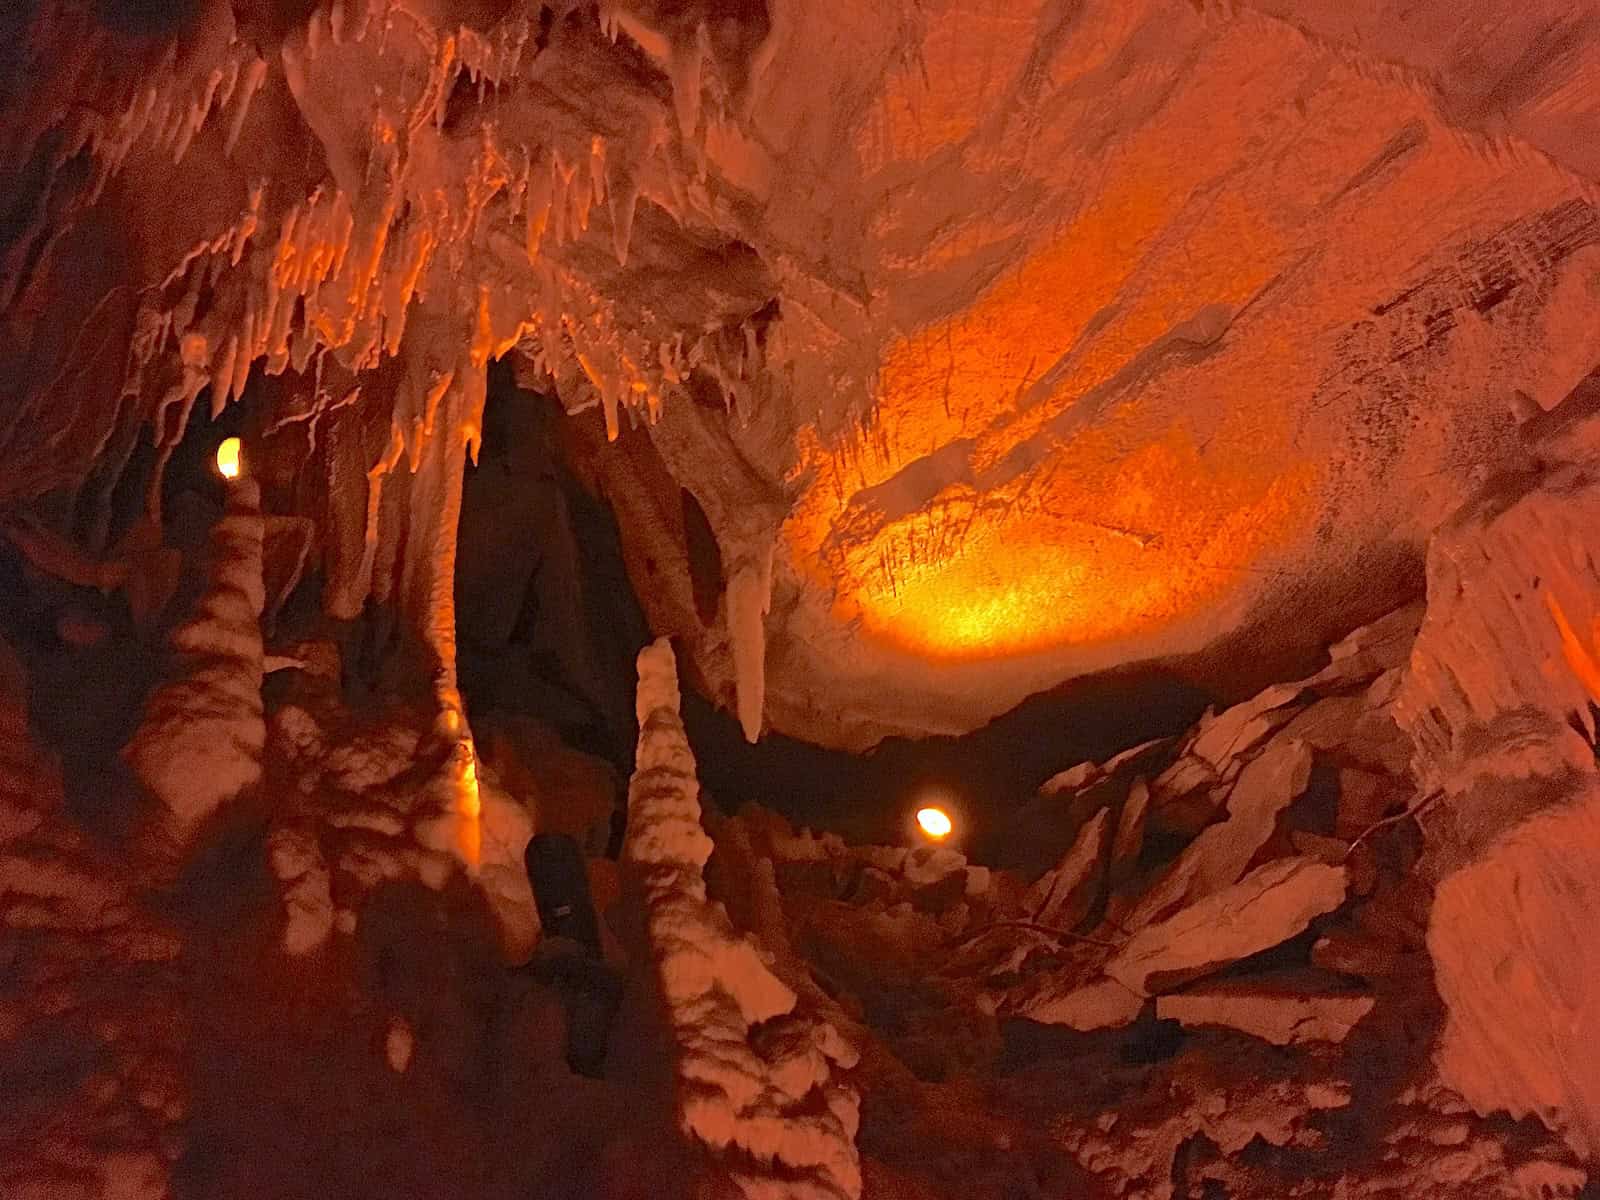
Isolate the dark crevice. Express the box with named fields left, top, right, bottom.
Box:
left=680, top=487, right=723, bottom=625
left=98, top=0, right=202, bottom=37
left=684, top=367, right=729, bottom=410
left=440, top=68, right=483, bottom=135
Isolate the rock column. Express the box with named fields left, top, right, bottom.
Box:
left=626, top=638, right=861, bottom=1200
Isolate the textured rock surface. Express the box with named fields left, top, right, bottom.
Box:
left=1382, top=405, right=1600, bottom=1159
left=1156, top=978, right=1375, bottom=1045
left=122, top=477, right=265, bottom=853
left=626, top=639, right=862, bottom=1200
left=1019, top=977, right=1145, bottom=1032
left=2, top=2, right=1600, bottom=1195
left=1430, top=780, right=1600, bottom=1160
left=1026, top=806, right=1110, bottom=930
left=1395, top=461, right=1600, bottom=802
left=0, top=640, right=188, bottom=1200
left=264, top=664, right=540, bottom=962
left=1108, top=857, right=1348, bottom=996
left=1433, top=784, right=1600, bottom=1158
left=654, top=0, right=1600, bottom=746
left=1149, top=736, right=1313, bottom=911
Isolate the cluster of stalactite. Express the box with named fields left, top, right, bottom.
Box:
left=1, top=0, right=789, bottom=750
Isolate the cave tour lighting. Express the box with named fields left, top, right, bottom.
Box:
left=916, top=805, right=954, bottom=840
left=215, top=436, right=242, bottom=480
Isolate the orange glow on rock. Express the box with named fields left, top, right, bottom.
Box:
left=788, top=419, right=1316, bottom=661
left=1545, top=592, right=1600, bottom=706
left=780, top=108, right=1328, bottom=663
left=451, top=738, right=483, bottom=869
left=215, top=437, right=242, bottom=480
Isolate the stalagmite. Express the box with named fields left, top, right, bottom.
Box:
left=625, top=638, right=862, bottom=1200
left=124, top=475, right=265, bottom=859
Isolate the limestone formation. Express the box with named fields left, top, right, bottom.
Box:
left=627, top=639, right=862, bottom=1200
left=1107, top=858, right=1349, bottom=996
left=123, top=477, right=265, bottom=854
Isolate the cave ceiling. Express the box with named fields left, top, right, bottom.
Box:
left=3, top=0, right=1600, bottom=748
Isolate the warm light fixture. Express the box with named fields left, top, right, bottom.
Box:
left=915, top=806, right=954, bottom=840
left=215, top=436, right=242, bottom=480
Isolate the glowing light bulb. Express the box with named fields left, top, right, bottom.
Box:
left=916, top=806, right=954, bottom=840
left=215, top=437, right=242, bottom=480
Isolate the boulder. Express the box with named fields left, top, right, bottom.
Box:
left=1188, top=683, right=1307, bottom=773
left=1124, top=739, right=1313, bottom=927
left=1185, top=739, right=1313, bottom=900
left=1107, top=858, right=1348, bottom=996
left=1156, top=976, right=1374, bottom=1045
left=1020, top=977, right=1145, bottom=1032
left=1027, top=808, right=1110, bottom=930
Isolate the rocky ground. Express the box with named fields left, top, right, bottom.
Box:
left=700, top=603, right=1593, bottom=1200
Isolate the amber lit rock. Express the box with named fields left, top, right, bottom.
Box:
left=266, top=825, right=334, bottom=956
left=1181, top=738, right=1313, bottom=900
left=1125, top=737, right=1313, bottom=930
left=1156, top=976, right=1375, bottom=1045
left=123, top=478, right=265, bottom=858
left=1108, top=776, right=1151, bottom=893
left=1021, top=977, right=1145, bottom=1033
left=1027, top=807, right=1111, bottom=930
left=1187, top=684, right=1306, bottom=774
left=4, top=2, right=1600, bottom=1196
left=1108, top=858, right=1348, bottom=996
left=1395, top=464, right=1600, bottom=802
left=1335, top=766, right=1404, bottom=839
left=626, top=639, right=861, bottom=1200
left=1429, top=782, right=1600, bottom=1160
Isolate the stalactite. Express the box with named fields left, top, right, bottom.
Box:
left=626, top=638, right=862, bottom=1200
left=726, top=544, right=774, bottom=744
left=123, top=476, right=265, bottom=860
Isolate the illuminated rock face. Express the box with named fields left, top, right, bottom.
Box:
left=4, top=1, right=1600, bottom=747
left=661, top=0, right=1600, bottom=745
